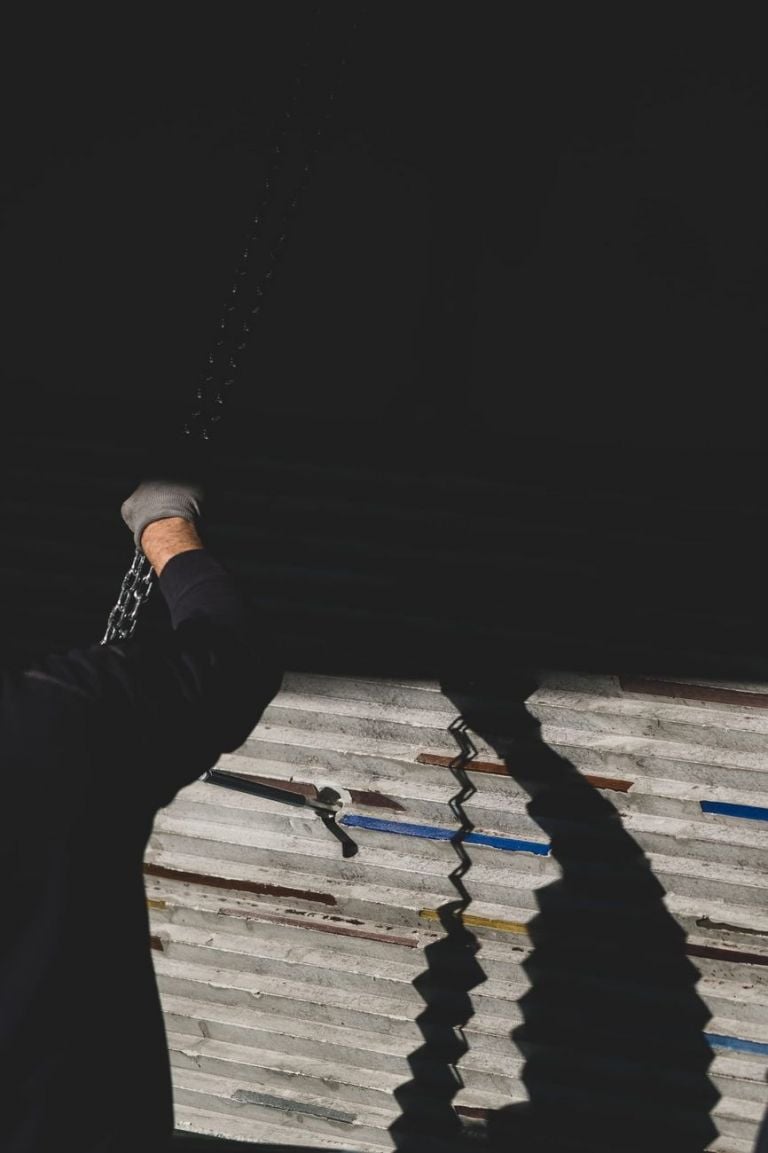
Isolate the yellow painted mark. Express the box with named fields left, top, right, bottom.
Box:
left=147, top=898, right=166, bottom=910
left=419, top=908, right=529, bottom=935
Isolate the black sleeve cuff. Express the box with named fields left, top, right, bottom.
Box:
left=157, top=548, right=250, bottom=631
left=157, top=547, right=229, bottom=596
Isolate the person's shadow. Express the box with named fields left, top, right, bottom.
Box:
left=755, top=1096, right=768, bottom=1153
left=403, top=673, right=720, bottom=1153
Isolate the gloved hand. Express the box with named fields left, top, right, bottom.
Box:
left=121, top=477, right=204, bottom=551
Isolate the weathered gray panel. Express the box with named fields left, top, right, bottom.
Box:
left=147, top=670, right=768, bottom=1150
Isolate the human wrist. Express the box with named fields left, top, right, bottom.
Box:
left=140, top=517, right=204, bottom=576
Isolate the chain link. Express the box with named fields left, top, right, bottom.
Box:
left=101, top=550, right=154, bottom=644
left=101, top=8, right=361, bottom=646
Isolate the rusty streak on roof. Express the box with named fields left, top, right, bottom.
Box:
left=143, top=862, right=337, bottom=906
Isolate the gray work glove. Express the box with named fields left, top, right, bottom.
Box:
left=121, top=478, right=204, bottom=551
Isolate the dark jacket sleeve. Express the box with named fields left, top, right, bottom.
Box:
left=4, top=549, right=283, bottom=811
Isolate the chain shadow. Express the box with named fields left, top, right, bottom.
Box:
left=440, top=674, right=720, bottom=1153
left=387, top=720, right=487, bottom=1149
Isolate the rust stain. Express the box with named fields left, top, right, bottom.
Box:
left=687, top=942, right=768, bottom=967
left=232, top=772, right=404, bottom=812
left=582, top=773, right=633, bottom=793
left=455, top=1106, right=489, bottom=1120
left=143, top=862, right=337, bottom=906
left=417, top=752, right=506, bottom=774
left=416, top=752, right=632, bottom=792
left=146, top=898, right=166, bottom=910
left=219, top=906, right=417, bottom=948
left=350, top=788, right=404, bottom=812
left=150, top=934, right=164, bottom=952
left=621, top=676, right=768, bottom=709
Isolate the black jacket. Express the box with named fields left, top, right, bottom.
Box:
left=1, top=549, right=282, bottom=1153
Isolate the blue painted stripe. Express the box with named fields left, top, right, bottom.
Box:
left=340, top=814, right=550, bottom=856
left=700, top=800, right=768, bottom=822
left=705, top=1032, right=768, bottom=1056
left=466, top=830, right=550, bottom=854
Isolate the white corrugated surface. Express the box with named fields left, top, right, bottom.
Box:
left=6, top=425, right=768, bottom=1148
left=146, top=670, right=768, bottom=1152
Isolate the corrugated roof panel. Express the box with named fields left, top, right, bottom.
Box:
left=5, top=422, right=768, bottom=1147
left=147, top=671, right=768, bottom=1150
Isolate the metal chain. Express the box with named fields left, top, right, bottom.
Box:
left=102, top=8, right=361, bottom=645
left=101, top=548, right=156, bottom=645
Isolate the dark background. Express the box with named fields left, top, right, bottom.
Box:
left=2, top=4, right=768, bottom=677
left=2, top=13, right=767, bottom=1151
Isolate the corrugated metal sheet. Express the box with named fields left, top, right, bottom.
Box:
left=146, top=669, right=768, bottom=1152
left=5, top=420, right=768, bottom=1150
left=4, top=18, right=768, bottom=1147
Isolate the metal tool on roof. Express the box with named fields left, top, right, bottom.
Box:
left=200, top=770, right=358, bottom=856
left=200, top=768, right=342, bottom=816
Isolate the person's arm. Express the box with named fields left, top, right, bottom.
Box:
left=3, top=484, right=282, bottom=810
left=140, top=516, right=204, bottom=576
